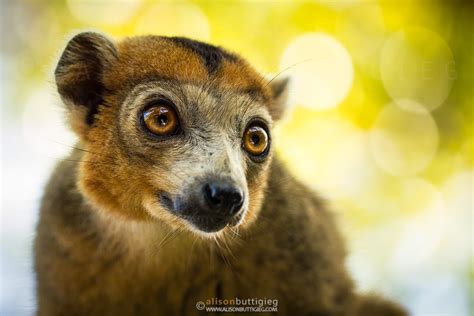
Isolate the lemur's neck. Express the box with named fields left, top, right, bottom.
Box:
left=90, top=204, right=237, bottom=271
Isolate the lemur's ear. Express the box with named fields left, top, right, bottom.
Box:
left=55, top=32, right=117, bottom=129
left=268, top=77, right=289, bottom=121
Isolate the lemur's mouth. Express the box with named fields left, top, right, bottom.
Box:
left=178, top=214, right=242, bottom=233
left=158, top=191, right=245, bottom=233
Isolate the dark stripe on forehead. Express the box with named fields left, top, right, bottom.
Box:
left=164, top=37, right=238, bottom=74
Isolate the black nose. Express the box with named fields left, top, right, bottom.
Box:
left=203, top=181, right=244, bottom=216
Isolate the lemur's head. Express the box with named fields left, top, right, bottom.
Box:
left=56, top=32, right=288, bottom=236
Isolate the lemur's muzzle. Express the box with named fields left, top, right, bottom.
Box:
left=202, top=180, right=244, bottom=217
left=159, top=176, right=246, bottom=233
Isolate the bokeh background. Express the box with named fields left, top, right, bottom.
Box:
left=1, top=0, right=472, bottom=315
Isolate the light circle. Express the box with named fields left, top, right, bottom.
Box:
left=380, top=27, right=455, bottom=111
left=135, top=2, right=210, bottom=41
left=67, top=0, right=142, bottom=26
left=280, top=33, right=354, bottom=110
left=369, top=100, right=438, bottom=176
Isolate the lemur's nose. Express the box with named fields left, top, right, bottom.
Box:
left=203, top=181, right=244, bottom=215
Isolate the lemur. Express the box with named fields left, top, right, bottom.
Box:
left=34, top=32, right=407, bottom=316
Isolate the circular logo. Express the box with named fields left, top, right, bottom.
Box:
left=196, top=301, right=205, bottom=310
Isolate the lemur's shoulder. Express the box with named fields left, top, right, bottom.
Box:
left=37, top=150, right=87, bottom=232
left=35, top=149, right=107, bottom=268
left=264, top=156, right=332, bottom=224
left=259, top=156, right=349, bottom=272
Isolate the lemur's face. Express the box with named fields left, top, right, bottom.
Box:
left=119, top=80, right=274, bottom=234
left=55, top=33, right=287, bottom=236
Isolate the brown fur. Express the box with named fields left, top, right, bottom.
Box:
left=35, top=32, right=407, bottom=315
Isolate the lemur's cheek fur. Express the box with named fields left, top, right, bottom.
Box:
left=76, top=151, right=151, bottom=221
left=242, top=173, right=270, bottom=227
left=78, top=175, right=149, bottom=221
left=141, top=194, right=185, bottom=229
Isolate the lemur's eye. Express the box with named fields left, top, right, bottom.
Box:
left=243, top=123, right=270, bottom=159
left=142, top=104, right=179, bottom=136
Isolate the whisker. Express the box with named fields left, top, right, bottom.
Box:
left=49, top=140, right=102, bottom=155
left=263, top=58, right=312, bottom=90
left=57, top=158, right=119, bottom=167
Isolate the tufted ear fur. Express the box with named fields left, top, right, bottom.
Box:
left=268, top=77, right=289, bottom=121
left=55, top=32, right=117, bottom=134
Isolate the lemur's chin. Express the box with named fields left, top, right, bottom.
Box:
left=188, top=210, right=245, bottom=234
left=187, top=216, right=230, bottom=233
left=186, top=214, right=245, bottom=237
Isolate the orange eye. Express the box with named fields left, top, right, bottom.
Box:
left=142, top=104, right=179, bottom=136
left=243, top=124, right=269, bottom=157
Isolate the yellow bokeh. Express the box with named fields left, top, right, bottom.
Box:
left=280, top=32, right=354, bottom=110
left=135, top=1, right=210, bottom=40
left=380, top=27, right=455, bottom=111
left=1, top=1, right=472, bottom=314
